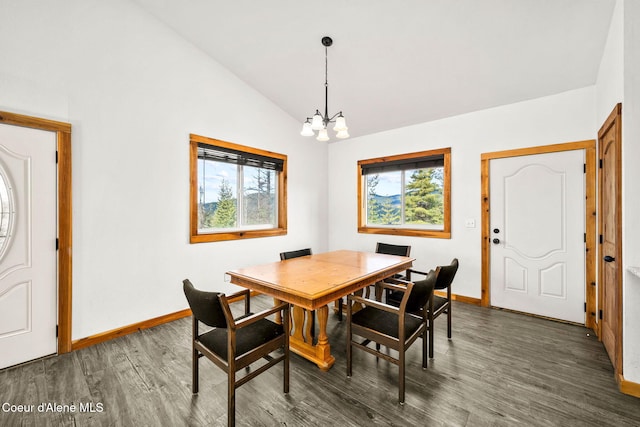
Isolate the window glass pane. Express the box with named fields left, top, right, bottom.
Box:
left=198, top=159, right=237, bottom=231
left=0, top=171, right=13, bottom=258
left=358, top=147, right=450, bottom=238
left=242, top=166, right=276, bottom=226
left=404, top=167, right=444, bottom=228
left=191, top=135, right=287, bottom=243
left=366, top=171, right=401, bottom=225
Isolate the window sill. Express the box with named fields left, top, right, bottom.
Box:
left=358, top=226, right=450, bottom=239
left=190, top=227, right=287, bottom=243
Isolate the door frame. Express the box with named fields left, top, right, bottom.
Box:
left=597, top=103, right=622, bottom=377
left=480, top=140, right=597, bottom=330
left=0, top=111, right=72, bottom=354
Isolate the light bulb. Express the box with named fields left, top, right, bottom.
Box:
left=316, top=128, right=329, bottom=141
left=301, top=121, right=314, bottom=136
left=333, top=114, right=347, bottom=131
left=336, top=129, right=350, bottom=139
left=311, top=111, right=324, bottom=130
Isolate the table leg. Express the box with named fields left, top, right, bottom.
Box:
left=288, top=304, right=335, bottom=371
left=274, top=298, right=282, bottom=324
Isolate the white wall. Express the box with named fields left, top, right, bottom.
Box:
left=596, top=0, right=624, bottom=125
left=0, top=0, right=328, bottom=340
left=622, top=0, right=640, bottom=384
left=328, top=87, right=596, bottom=299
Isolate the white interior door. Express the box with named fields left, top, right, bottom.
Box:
left=0, top=123, right=57, bottom=369
left=490, top=150, right=585, bottom=323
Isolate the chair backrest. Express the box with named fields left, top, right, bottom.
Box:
left=405, top=269, right=437, bottom=313
left=375, top=242, right=411, bottom=257
left=435, top=258, right=459, bottom=290
left=183, top=279, right=228, bottom=328
left=279, top=248, right=312, bottom=260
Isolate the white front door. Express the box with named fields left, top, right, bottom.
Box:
left=0, top=123, right=57, bottom=369
left=490, top=149, right=585, bottom=323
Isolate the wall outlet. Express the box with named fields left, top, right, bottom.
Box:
left=465, top=219, right=476, bottom=228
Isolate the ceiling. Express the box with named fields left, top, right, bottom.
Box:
left=133, top=0, right=616, bottom=140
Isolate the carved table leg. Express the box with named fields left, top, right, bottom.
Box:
left=288, top=304, right=335, bottom=371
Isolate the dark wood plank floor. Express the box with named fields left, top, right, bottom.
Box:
left=2, top=296, right=639, bottom=426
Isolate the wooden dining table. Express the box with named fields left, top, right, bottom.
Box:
left=226, top=250, right=414, bottom=371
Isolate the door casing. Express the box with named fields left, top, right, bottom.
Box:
left=481, top=140, right=597, bottom=330
left=0, top=111, right=72, bottom=354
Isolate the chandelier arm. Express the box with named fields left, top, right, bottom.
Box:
left=327, top=111, right=342, bottom=122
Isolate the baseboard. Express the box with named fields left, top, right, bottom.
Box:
left=71, top=308, right=192, bottom=351
left=619, top=374, right=640, bottom=399
left=70, top=291, right=256, bottom=352
left=435, top=290, right=481, bottom=306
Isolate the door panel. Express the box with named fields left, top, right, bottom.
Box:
left=490, top=150, right=585, bottom=323
left=0, top=124, right=57, bottom=369
left=598, top=104, right=622, bottom=372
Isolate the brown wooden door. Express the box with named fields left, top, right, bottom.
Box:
left=598, top=103, right=622, bottom=374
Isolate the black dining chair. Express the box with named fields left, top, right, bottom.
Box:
left=347, top=271, right=437, bottom=404
left=387, top=258, right=459, bottom=359
left=336, top=243, right=412, bottom=320
left=280, top=248, right=312, bottom=260
left=279, top=248, right=316, bottom=335
left=183, top=279, right=290, bottom=426
left=375, top=242, right=412, bottom=300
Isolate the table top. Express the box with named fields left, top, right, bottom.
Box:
left=226, top=250, right=414, bottom=310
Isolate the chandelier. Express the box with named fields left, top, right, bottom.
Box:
left=300, top=36, right=349, bottom=141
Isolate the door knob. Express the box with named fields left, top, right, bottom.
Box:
left=604, top=255, right=615, bottom=263
left=492, top=238, right=500, bottom=244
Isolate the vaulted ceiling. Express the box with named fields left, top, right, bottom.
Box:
left=133, top=0, right=615, bottom=139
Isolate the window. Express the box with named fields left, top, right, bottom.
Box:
left=358, top=147, right=451, bottom=239
left=190, top=134, right=287, bottom=243
left=0, top=168, right=14, bottom=259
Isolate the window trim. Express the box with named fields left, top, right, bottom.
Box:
left=357, top=147, right=451, bottom=239
left=190, top=133, right=287, bottom=243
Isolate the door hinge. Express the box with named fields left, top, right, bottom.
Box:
left=584, top=302, right=587, bottom=313
left=56, top=325, right=59, bottom=337
left=599, top=309, right=603, bottom=320
left=56, top=238, right=59, bottom=250
left=599, top=159, right=603, bottom=168
left=599, top=235, right=603, bottom=244
left=583, top=163, right=586, bottom=173
left=56, top=151, right=59, bottom=164
left=584, top=233, right=586, bottom=243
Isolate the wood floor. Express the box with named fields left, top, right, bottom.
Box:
left=1, top=296, right=639, bottom=426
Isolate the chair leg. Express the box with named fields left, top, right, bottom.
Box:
left=447, top=304, right=452, bottom=339
left=228, top=373, right=236, bottom=427
left=338, top=298, right=343, bottom=322
left=399, top=348, right=405, bottom=404
left=284, top=306, right=290, bottom=394
left=346, top=307, right=352, bottom=377
left=192, top=348, right=199, bottom=394
left=422, top=327, right=428, bottom=369
left=192, top=317, right=199, bottom=394
left=429, top=300, right=435, bottom=359
left=284, top=354, right=290, bottom=394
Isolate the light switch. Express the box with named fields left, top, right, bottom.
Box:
left=465, top=219, right=476, bottom=228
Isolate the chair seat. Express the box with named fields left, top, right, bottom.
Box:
left=387, top=291, right=448, bottom=313
left=352, top=306, right=423, bottom=339
left=199, top=318, right=284, bottom=360
left=432, top=295, right=448, bottom=312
